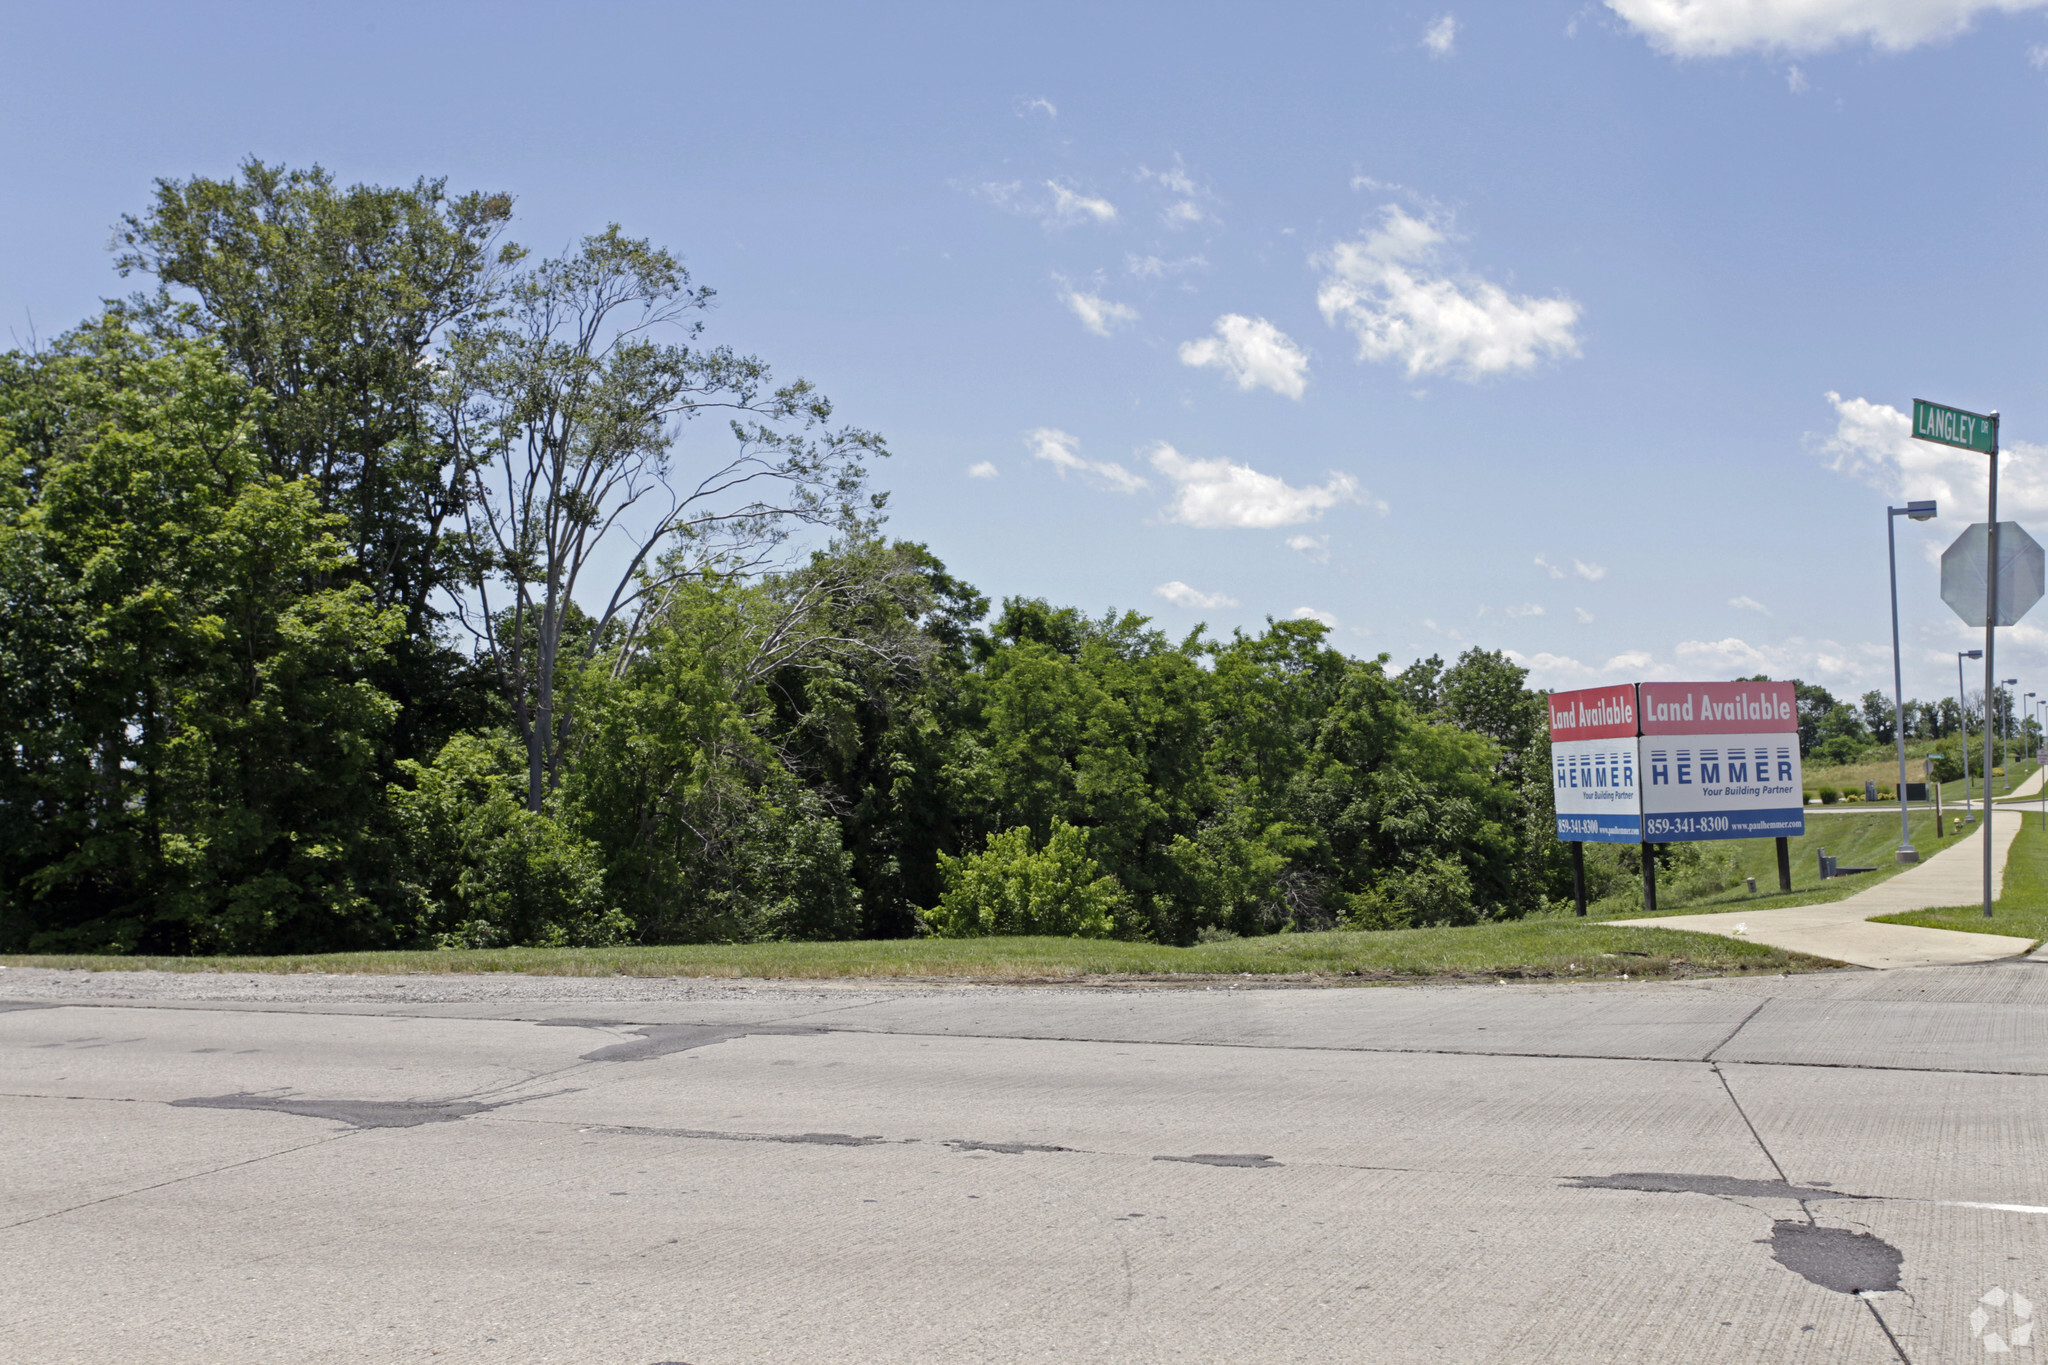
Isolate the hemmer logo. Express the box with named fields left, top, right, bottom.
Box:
left=1972, top=1286, right=2033, bottom=1353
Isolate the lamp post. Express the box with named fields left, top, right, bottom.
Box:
left=1888, top=501, right=1939, bottom=861
left=2003, top=678, right=2020, bottom=790
left=2028, top=690, right=2038, bottom=782
left=1959, top=649, right=1984, bottom=816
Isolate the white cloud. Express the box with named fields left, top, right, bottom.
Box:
left=1127, top=253, right=1209, bottom=279
left=1605, top=0, right=2048, bottom=57
left=1423, top=14, right=1460, bottom=55
left=1506, top=603, right=1547, bottom=618
left=1018, top=96, right=1057, bottom=118
left=1786, top=64, right=1810, bottom=92
left=1046, top=180, right=1118, bottom=226
left=1150, top=443, right=1366, bottom=528
left=1574, top=559, right=1608, bottom=581
left=1062, top=287, right=1138, bottom=336
left=1730, top=595, right=1771, bottom=615
left=1535, top=554, right=1566, bottom=579
left=1316, top=206, right=1582, bottom=381
left=1292, top=606, right=1339, bottom=628
left=1154, top=580, right=1239, bottom=610
left=1675, top=636, right=1774, bottom=671
left=1506, top=649, right=1667, bottom=687
left=1575, top=607, right=1596, bottom=624
left=1178, top=315, right=1311, bottom=399
left=968, top=461, right=998, bottom=479
left=2031, top=40, right=2048, bottom=64
left=1816, top=391, right=2048, bottom=516
left=1139, top=157, right=1213, bottom=228
left=1026, top=428, right=1148, bottom=494
left=1287, top=533, right=1331, bottom=562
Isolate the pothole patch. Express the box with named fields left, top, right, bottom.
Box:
left=946, top=1140, right=1073, bottom=1154
left=536, top=1020, right=827, bottom=1063
left=171, top=1094, right=513, bottom=1128
left=1155, top=1153, right=1279, bottom=1168
left=1566, top=1172, right=1866, bottom=1202
left=1769, top=1221, right=1903, bottom=1294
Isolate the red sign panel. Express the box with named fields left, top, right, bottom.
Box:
left=1637, top=681, right=1797, bottom=736
left=1547, top=684, right=1639, bottom=741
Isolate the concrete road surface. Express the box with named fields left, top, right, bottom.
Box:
left=6, top=963, right=2048, bottom=1363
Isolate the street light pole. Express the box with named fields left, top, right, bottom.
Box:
left=1888, top=501, right=1938, bottom=862
left=1959, top=649, right=1983, bottom=816
left=2003, top=678, right=2020, bottom=791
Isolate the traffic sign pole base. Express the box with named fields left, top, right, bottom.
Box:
left=1896, top=847, right=1921, bottom=865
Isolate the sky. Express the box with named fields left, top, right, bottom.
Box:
left=5, top=0, right=2048, bottom=707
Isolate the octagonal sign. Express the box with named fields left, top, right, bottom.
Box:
left=1942, top=521, right=2046, bottom=627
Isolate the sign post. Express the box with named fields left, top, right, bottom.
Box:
left=1920, top=399, right=2004, bottom=918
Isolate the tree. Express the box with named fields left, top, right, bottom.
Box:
left=445, top=228, right=886, bottom=810
left=113, top=159, right=522, bottom=763
left=0, top=319, right=403, bottom=953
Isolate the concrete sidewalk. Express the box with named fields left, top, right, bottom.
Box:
left=1617, top=814, right=2039, bottom=969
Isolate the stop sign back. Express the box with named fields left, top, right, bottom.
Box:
left=1941, top=522, right=2045, bottom=628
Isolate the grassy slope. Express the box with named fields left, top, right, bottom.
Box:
left=1872, top=812, right=2048, bottom=945
left=1805, top=752, right=2036, bottom=807
left=0, top=920, right=1826, bottom=986
left=1585, top=809, right=1952, bottom=918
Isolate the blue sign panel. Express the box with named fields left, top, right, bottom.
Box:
left=1552, top=737, right=1642, bottom=843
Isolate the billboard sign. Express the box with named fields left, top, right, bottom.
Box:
left=1637, top=681, right=1803, bottom=841
left=1548, top=684, right=1642, bottom=843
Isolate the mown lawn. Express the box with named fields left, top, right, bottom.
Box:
left=1872, top=811, right=2048, bottom=946
left=0, top=919, right=1831, bottom=985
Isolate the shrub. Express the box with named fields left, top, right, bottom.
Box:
left=1927, top=751, right=1963, bottom=784
left=923, top=821, right=1129, bottom=938
left=1345, top=854, right=1477, bottom=930
left=1818, top=787, right=1840, bottom=804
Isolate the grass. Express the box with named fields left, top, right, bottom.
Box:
left=1872, top=810, right=2048, bottom=946
left=1581, top=809, right=1955, bottom=919
left=1804, top=748, right=2036, bottom=808
left=0, top=919, right=1831, bottom=986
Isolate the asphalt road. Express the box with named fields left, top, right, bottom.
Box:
left=5, top=962, right=2048, bottom=1364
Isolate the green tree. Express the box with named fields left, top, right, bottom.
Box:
left=445, top=227, right=886, bottom=810
left=0, top=320, right=403, bottom=952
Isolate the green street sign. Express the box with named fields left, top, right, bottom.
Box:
left=1913, top=399, right=1998, bottom=454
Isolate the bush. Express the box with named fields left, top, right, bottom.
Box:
left=923, top=821, right=1130, bottom=938
left=1927, top=751, right=1963, bottom=784
left=1345, top=854, right=1477, bottom=930
left=389, top=733, right=633, bottom=950
left=1818, top=787, right=1840, bottom=805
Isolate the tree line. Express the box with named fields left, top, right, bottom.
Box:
left=6, top=161, right=1935, bottom=956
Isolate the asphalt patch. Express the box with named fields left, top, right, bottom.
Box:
left=1566, top=1172, right=1867, bottom=1202
left=535, top=1019, right=827, bottom=1063
left=1770, top=1221, right=1904, bottom=1294
left=0, top=1001, right=58, bottom=1013
left=171, top=1094, right=514, bottom=1128
left=946, top=1140, right=1073, bottom=1154
left=1155, top=1153, right=1280, bottom=1168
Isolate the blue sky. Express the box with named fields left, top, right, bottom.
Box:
left=6, top=1, right=2048, bottom=705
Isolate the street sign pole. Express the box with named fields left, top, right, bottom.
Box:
left=1984, top=414, right=2000, bottom=918
left=1919, top=399, right=2006, bottom=919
